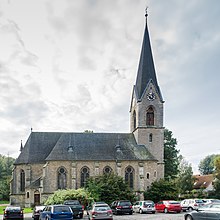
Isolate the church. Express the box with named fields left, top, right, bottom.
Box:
left=10, top=11, right=165, bottom=207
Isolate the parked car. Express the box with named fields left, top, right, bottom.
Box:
left=203, top=198, right=220, bottom=204
left=39, top=205, right=73, bottom=220
left=3, top=206, right=24, bottom=220
left=155, top=200, right=181, bottom=213
left=133, top=200, right=155, bottom=214
left=63, top=200, right=84, bottom=218
left=110, top=200, right=133, bottom=215
left=32, top=205, right=45, bottom=220
left=87, top=203, right=113, bottom=220
left=184, top=202, right=220, bottom=220
left=181, top=199, right=206, bottom=211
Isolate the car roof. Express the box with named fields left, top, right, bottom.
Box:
left=94, top=204, right=109, bottom=207
left=5, top=206, right=22, bottom=209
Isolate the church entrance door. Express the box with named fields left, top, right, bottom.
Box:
left=34, top=191, right=40, bottom=205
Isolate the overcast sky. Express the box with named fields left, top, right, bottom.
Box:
left=0, top=0, right=220, bottom=173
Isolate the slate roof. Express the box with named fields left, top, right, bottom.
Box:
left=135, top=13, right=163, bottom=101
left=14, top=132, right=156, bottom=165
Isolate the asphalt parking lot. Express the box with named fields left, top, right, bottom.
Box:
left=23, top=212, right=185, bottom=220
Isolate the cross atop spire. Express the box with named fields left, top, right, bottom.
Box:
left=145, top=6, right=148, bottom=17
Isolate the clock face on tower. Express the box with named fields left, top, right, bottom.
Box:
left=147, top=92, right=155, bottom=101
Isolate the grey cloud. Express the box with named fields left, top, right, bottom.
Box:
left=0, top=101, right=49, bottom=124
left=1, top=19, right=39, bottom=68
left=77, top=84, right=92, bottom=107
left=0, top=67, right=49, bottom=126
left=77, top=47, right=97, bottom=70
left=52, top=51, right=69, bottom=88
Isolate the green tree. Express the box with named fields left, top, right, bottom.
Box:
left=0, top=154, right=15, bottom=200
left=209, top=156, right=220, bottom=199
left=164, top=129, right=180, bottom=180
left=177, top=156, right=194, bottom=195
left=199, top=154, right=218, bottom=175
left=85, top=174, right=136, bottom=205
left=84, top=130, right=93, bottom=133
left=45, top=188, right=93, bottom=206
left=214, top=155, right=220, bottom=179
left=144, top=179, right=178, bottom=202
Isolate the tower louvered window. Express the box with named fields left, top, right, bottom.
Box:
left=20, top=169, right=25, bottom=192
left=146, top=107, right=154, bottom=126
left=57, top=167, right=67, bottom=189
left=125, top=166, right=134, bottom=188
left=80, top=166, right=90, bottom=187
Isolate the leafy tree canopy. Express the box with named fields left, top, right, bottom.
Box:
left=164, top=129, right=180, bottom=180
left=0, top=154, right=15, bottom=200
left=45, top=188, right=93, bottom=206
left=214, top=155, right=220, bottom=180
left=177, top=155, right=194, bottom=194
left=144, top=179, right=179, bottom=202
left=199, top=154, right=219, bottom=175
left=85, top=174, right=136, bottom=205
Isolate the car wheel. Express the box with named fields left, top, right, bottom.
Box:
left=139, top=209, right=143, bottom=214
left=79, top=213, right=83, bottom=219
left=129, top=211, right=133, bottom=215
left=185, top=215, right=193, bottom=220
left=188, top=207, right=193, bottom=212
left=152, top=211, right=155, bottom=214
left=164, top=208, right=168, bottom=213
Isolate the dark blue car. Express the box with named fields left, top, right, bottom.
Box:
left=39, top=205, right=73, bottom=220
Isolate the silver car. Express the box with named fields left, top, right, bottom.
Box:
left=87, top=203, right=113, bottom=220
left=184, top=202, right=220, bottom=220
left=133, top=200, right=155, bottom=214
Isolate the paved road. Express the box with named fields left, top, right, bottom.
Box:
left=24, top=212, right=185, bottom=220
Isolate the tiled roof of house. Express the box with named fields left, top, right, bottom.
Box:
left=193, top=174, right=214, bottom=190
left=14, top=132, right=156, bottom=164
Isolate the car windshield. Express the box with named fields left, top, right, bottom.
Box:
left=144, top=201, right=154, bottom=205
left=35, top=206, right=45, bottom=211
left=195, top=200, right=204, bottom=203
left=169, top=201, right=180, bottom=204
left=6, top=207, right=21, bottom=211
left=65, top=201, right=80, bottom=205
left=54, top=206, right=70, bottom=212
left=120, top=201, right=131, bottom=206
left=95, top=206, right=110, bottom=211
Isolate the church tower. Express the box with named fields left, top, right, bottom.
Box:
left=130, top=10, right=164, bottom=176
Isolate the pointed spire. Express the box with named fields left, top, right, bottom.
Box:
left=135, top=9, right=163, bottom=101
left=20, top=140, right=23, bottom=152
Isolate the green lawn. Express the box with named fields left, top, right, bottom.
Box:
left=0, top=206, right=33, bottom=215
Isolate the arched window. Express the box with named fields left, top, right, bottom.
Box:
left=133, top=111, right=136, bottom=129
left=57, top=167, right=67, bottom=190
left=125, top=166, right=134, bottom=188
left=80, top=166, right=90, bottom=187
left=146, top=107, right=154, bottom=126
left=20, top=169, right=25, bottom=192
left=149, top=133, right=153, bottom=143
left=103, top=166, right=112, bottom=175
left=146, top=173, right=150, bottom=179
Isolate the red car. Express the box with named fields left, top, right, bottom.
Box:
left=155, top=200, right=181, bottom=213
